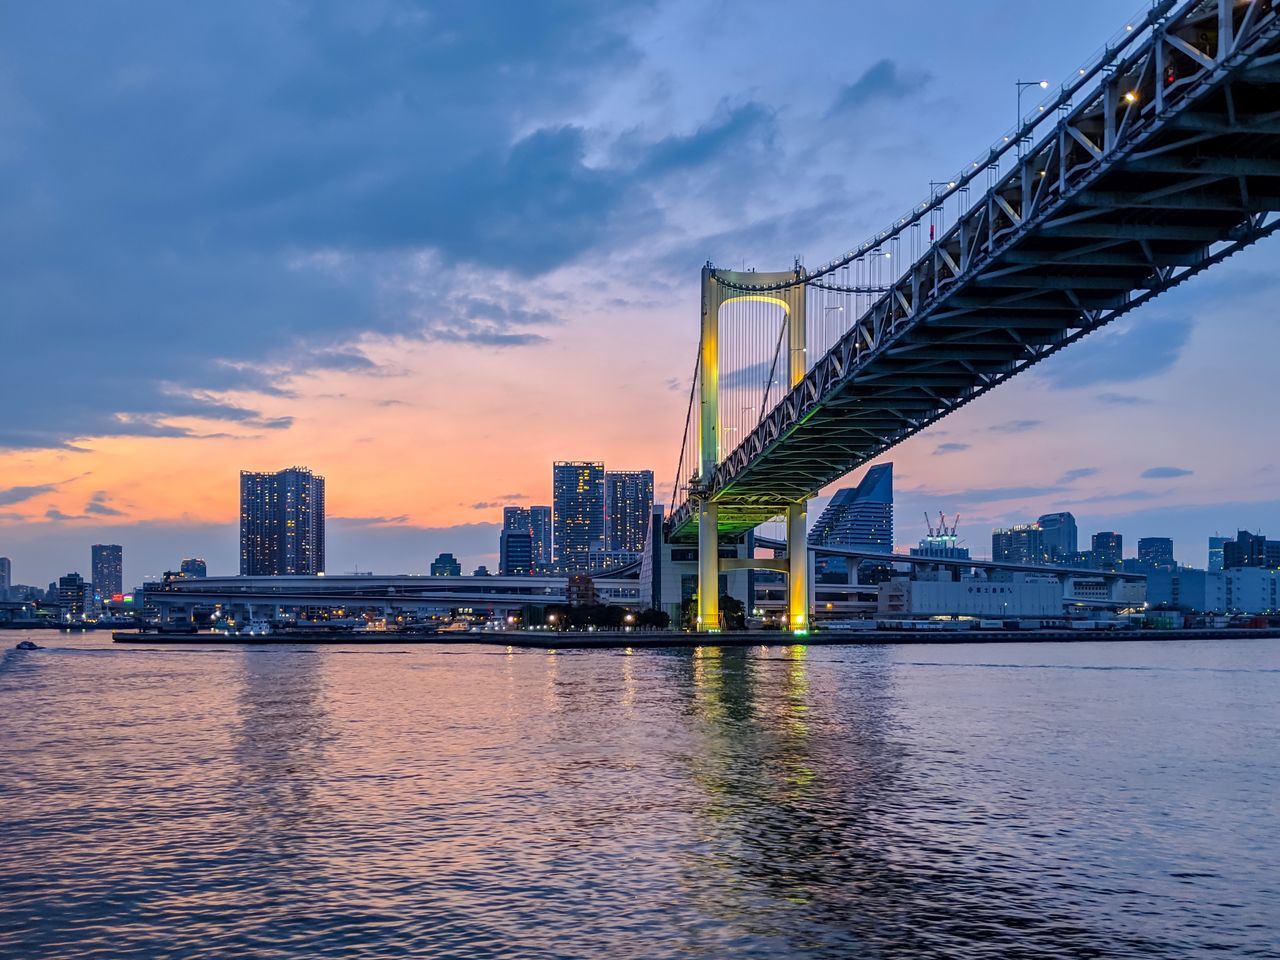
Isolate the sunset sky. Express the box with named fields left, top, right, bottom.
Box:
left=1, top=0, right=1277, bottom=588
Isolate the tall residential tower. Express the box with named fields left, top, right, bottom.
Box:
left=240, top=467, right=326, bottom=575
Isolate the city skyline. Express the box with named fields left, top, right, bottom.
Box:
left=1, top=0, right=1278, bottom=585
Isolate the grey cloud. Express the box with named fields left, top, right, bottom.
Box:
left=1141, top=466, right=1193, bottom=479
left=828, top=60, right=931, bottom=116
left=1039, top=315, right=1194, bottom=388
left=990, top=420, right=1042, bottom=434
left=0, top=483, right=61, bottom=507
left=1059, top=467, right=1099, bottom=483
left=84, top=491, right=126, bottom=517
left=933, top=442, right=970, bottom=455
left=1097, top=393, right=1150, bottom=406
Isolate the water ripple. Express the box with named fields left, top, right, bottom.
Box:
left=1, top=632, right=1277, bottom=958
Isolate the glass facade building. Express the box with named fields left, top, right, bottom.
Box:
left=1037, top=512, right=1078, bottom=563
left=809, top=463, right=894, bottom=550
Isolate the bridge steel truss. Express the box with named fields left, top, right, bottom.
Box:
left=670, top=0, right=1280, bottom=630
left=671, top=0, right=1280, bottom=627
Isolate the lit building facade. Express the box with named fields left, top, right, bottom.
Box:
left=1137, top=537, right=1175, bottom=570
left=0, top=557, right=10, bottom=599
left=430, top=552, right=462, bottom=577
left=1091, top=531, right=1123, bottom=570
left=240, top=467, right=326, bottom=576
left=605, top=470, right=654, bottom=553
left=529, top=506, right=553, bottom=570
left=553, top=461, right=605, bottom=573
left=91, top=544, right=123, bottom=600
left=179, top=558, right=207, bottom=578
left=992, top=523, right=1045, bottom=565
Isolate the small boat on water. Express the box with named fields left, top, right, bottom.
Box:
left=15, top=640, right=42, bottom=650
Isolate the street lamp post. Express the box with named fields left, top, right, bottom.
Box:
left=1015, top=79, right=1049, bottom=155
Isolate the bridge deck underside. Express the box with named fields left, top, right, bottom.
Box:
left=670, top=18, right=1280, bottom=543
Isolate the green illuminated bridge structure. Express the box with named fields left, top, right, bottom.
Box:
left=666, top=0, right=1280, bottom=632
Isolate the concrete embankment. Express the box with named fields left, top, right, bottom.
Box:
left=112, top=628, right=1280, bottom=649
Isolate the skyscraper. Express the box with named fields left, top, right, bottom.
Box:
left=1037, top=512, right=1078, bottom=563
left=1092, top=531, right=1123, bottom=569
left=240, top=467, right=326, bottom=575
left=91, top=544, right=123, bottom=600
left=553, top=461, right=605, bottom=572
left=992, top=524, right=1045, bottom=564
left=0, top=556, right=10, bottom=600
left=605, top=470, right=654, bottom=553
left=1137, top=537, right=1175, bottom=570
left=808, top=463, right=893, bottom=550
left=529, top=505, right=553, bottom=570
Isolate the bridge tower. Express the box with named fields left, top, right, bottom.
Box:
left=696, top=265, right=809, bottom=632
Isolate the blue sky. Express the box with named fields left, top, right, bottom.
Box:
left=0, top=0, right=1276, bottom=587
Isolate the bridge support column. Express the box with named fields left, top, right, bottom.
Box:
left=697, top=500, right=720, bottom=631
left=786, top=501, right=810, bottom=635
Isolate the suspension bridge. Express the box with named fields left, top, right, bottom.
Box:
left=665, top=0, right=1280, bottom=632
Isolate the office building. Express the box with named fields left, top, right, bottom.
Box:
left=605, top=470, right=654, bottom=553
left=1092, top=531, right=1123, bottom=570
left=1037, top=512, right=1078, bottom=563
left=992, top=523, right=1045, bottom=565
left=1223, top=530, right=1280, bottom=570
left=430, top=552, right=462, bottom=577
left=500, top=530, right=534, bottom=575
left=240, top=467, right=326, bottom=576
left=529, top=506, right=553, bottom=569
left=1137, top=537, right=1175, bottom=570
left=58, top=573, right=88, bottom=620
left=179, top=558, right=207, bottom=578
left=0, top=557, right=10, bottom=600
left=1208, top=535, right=1228, bottom=572
left=553, top=461, right=605, bottom=573
left=91, top=544, right=123, bottom=600
left=809, top=463, right=894, bottom=550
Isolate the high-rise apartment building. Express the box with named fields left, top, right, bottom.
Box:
left=605, top=470, right=654, bottom=553
left=91, top=544, right=123, bottom=600
left=240, top=467, right=326, bottom=575
left=0, top=556, right=10, bottom=599
left=1092, top=531, right=1123, bottom=569
left=553, top=461, right=605, bottom=573
left=992, top=523, right=1045, bottom=564
left=529, top=506, right=553, bottom=570
left=1137, top=537, right=1175, bottom=570
left=1037, top=512, right=1078, bottom=563
left=809, top=464, right=894, bottom=550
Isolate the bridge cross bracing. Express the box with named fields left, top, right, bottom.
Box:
left=666, top=0, right=1280, bottom=631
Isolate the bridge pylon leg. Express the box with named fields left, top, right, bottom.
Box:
left=697, top=500, right=720, bottom=632
left=786, top=500, right=810, bottom=635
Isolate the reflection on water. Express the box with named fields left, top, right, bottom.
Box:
left=1, top=632, right=1278, bottom=958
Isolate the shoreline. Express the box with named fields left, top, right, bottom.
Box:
left=109, top=628, right=1280, bottom=649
